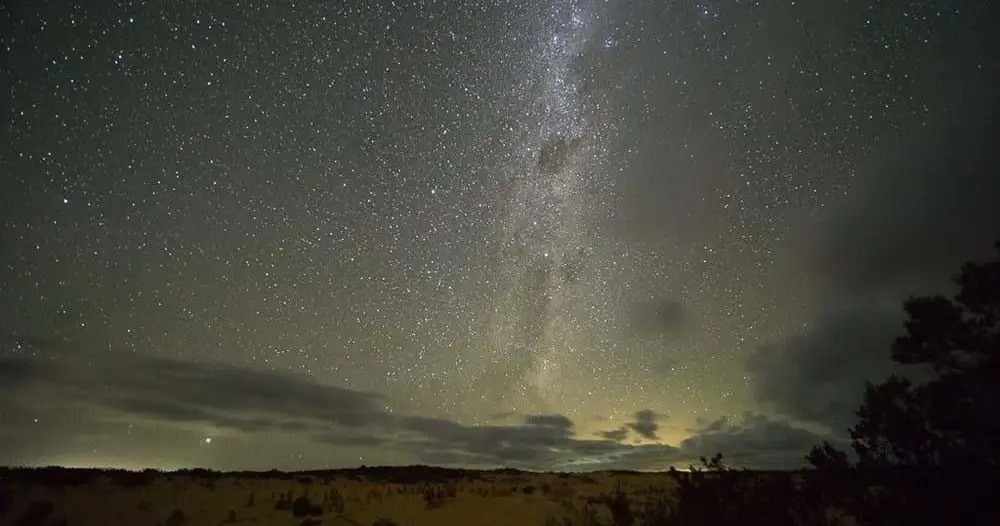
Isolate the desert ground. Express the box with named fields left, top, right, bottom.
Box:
left=0, top=466, right=689, bottom=526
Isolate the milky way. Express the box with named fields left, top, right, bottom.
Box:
left=472, top=0, right=605, bottom=412
left=1, top=0, right=997, bottom=470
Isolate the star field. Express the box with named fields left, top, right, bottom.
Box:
left=2, top=0, right=998, bottom=470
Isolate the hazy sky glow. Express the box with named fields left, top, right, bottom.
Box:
left=1, top=0, right=998, bottom=472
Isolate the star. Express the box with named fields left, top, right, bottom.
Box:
left=0, top=0, right=996, bottom=472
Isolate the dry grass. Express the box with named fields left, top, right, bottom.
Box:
left=0, top=467, right=678, bottom=526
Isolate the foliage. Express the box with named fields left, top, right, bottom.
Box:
left=796, top=241, right=1000, bottom=524
left=805, top=441, right=850, bottom=471
left=164, top=508, right=188, bottom=526
left=605, top=490, right=633, bottom=526
left=15, top=500, right=55, bottom=526
left=814, top=241, right=1000, bottom=468
left=639, top=454, right=836, bottom=526
left=290, top=496, right=322, bottom=518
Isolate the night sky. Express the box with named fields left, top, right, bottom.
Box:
left=2, top=0, right=998, bottom=472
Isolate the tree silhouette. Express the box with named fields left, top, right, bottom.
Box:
left=805, top=441, right=850, bottom=471
left=810, top=240, right=1000, bottom=468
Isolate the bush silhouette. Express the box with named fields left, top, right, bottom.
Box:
left=15, top=500, right=54, bottom=526
left=604, top=491, right=633, bottom=526
left=291, top=496, right=322, bottom=518
left=639, top=455, right=840, bottom=526
left=164, top=508, right=187, bottom=526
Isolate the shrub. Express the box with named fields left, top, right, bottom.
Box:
left=15, top=500, right=54, bottom=526
left=605, top=492, right=633, bottom=526
left=291, top=496, right=322, bottom=518
left=164, top=508, right=187, bottom=526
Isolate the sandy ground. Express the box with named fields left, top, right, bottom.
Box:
left=0, top=468, right=680, bottom=526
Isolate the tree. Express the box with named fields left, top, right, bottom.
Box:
left=805, top=441, right=850, bottom=471
left=822, top=240, right=1000, bottom=468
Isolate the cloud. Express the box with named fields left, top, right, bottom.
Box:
left=314, top=431, right=389, bottom=448
left=396, top=413, right=581, bottom=466
left=0, top=355, right=43, bottom=390
left=110, top=357, right=388, bottom=428
left=0, top=333, right=67, bottom=390
left=763, top=69, right=999, bottom=436
left=759, top=75, right=999, bottom=435
left=630, top=297, right=689, bottom=336
left=0, top=348, right=835, bottom=470
left=679, top=412, right=847, bottom=470
left=794, top=53, right=1000, bottom=299
left=597, top=427, right=629, bottom=441
left=0, top=348, right=389, bottom=434
left=595, top=410, right=663, bottom=443
left=2, top=350, right=659, bottom=469
left=803, top=166, right=1000, bottom=299
left=745, top=307, right=909, bottom=432
left=523, top=414, right=575, bottom=430
left=626, top=409, right=661, bottom=440
left=576, top=412, right=842, bottom=471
